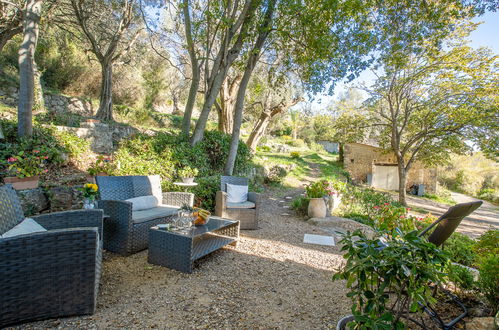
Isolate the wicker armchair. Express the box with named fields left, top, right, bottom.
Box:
left=96, top=175, right=193, bottom=255
left=0, top=185, right=103, bottom=328
left=215, top=176, right=261, bottom=230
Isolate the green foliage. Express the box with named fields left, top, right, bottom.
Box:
left=88, top=155, right=116, bottom=176
left=191, top=176, right=220, bottom=212
left=285, top=139, right=306, bottom=148
left=291, top=196, right=309, bottom=216
left=256, top=145, right=272, bottom=152
left=290, top=151, right=300, bottom=159
left=478, top=188, right=498, bottom=204
left=339, top=186, right=394, bottom=222
left=372, top=204, right=415, bottom=232
left=474, top=229, right=499, bottom=258
left=265, top=165, right=287, bottom=183
left=0, top=119, right=87, bottom=178
left=334, top=229, right=448, bottom=329
left=305, top=180, right=328, bottom=198
left=177, top=166, right=199, bottom=178
left=446, top=263, right=476, bottom=292
left=444, top=233, right=477, bottom=267
left=477, top=255, right=499, bottom=311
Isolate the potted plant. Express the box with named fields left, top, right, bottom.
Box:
left=178, top=166, right=199, bottom=184
left=87, top=155, right=115, bottom=182
left=4, top=150, right=48, bottom=190
left=333, top=229, right=448, bottom=329
left=80, top=183, right=99, bottom=209
left=305, top=180, right=328, bottom=218
left=325, top=179, right=346, bottom=215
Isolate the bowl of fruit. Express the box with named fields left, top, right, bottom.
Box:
left=193, top=208, right=211, bottom=226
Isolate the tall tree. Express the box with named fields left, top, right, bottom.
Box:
left=61, top=0, right=141, bottom=121
left=337, top=40, right=498, bottom=205
left=215, top=71, right=242, bottom=134
left=189, top=0, right=260, bottom=145
left=0, top=0, right=23, bottom=53
left=17, top=0, right=42, bottom=137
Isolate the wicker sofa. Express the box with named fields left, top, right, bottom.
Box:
left=0, top=185, right=103, bottom=327
left=215, top=176, right=261, bottom=230
left=96, top=175, right=193, bottom=255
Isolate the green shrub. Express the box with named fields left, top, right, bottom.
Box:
left=54, top=130, right=90, bottom=157
left=305, top=180, right=328, bottom=198
left=339, top=186, right=394, bottom=220
left=474, top=229, right=499, bottom=257
left=334, top=229, right=449, bottom=329
left=477, top=255, right=499, bottom=310
left=256, top=145, right=271, bottom=152
left=478, top=188, right=498, bottom=203
left=372, top=203, right=415, bottom=232
left=291, top=196, right=309, bottom=216
left=191, top=176, right=220, bottom=212
left=265, top=165, right=287, bottom=183
left=285, top=139, right=306, bottom=148
left=444, top=233, right=477, bottom=267
left=290, top=151, right=300, bottom=159
left=446, top=263, right=476, bottom=292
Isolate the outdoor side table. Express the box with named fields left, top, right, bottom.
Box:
left=148, top=217, right=239, bottom=273
left=173, top=182, right=198, bottom=192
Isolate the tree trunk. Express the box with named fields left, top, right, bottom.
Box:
left=217, top=74, right=241, bottom=133
left=397, top=161, right=408, bottom=206
left=96, top=61, right=113, bottom=121
left=33, top=60, right=45, bottom=112
left=247, top=112, right=271, bottom=151
left=17, top=0, right=42, bottom=137
left=224, top=0, right=277, bottom=175
left=181, top=0, right=200, bottom=136
left=0, top=123, right=4, bottom=139
left=246, top=97, right=302, bottom=151
left=0, top=26, right=23, bottom=53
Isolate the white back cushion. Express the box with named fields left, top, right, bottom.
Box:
left=226, top=183, right=248, bottom=203
left=2, top=218, right=47, bottom=238
left=126, top=195, right=159, bottom=211
left=147, top=175, right=163, bottom=203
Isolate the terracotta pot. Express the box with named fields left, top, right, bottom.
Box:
left=4, top=176, right=40, bottom=190
left=308, top=197, right=327, bottom=218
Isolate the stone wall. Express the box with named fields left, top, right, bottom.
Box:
left=17, top=186, right=85, bottom=216
left=343, top=142, right=437, bottom=193
left=0, top=87, right=94, bottom=117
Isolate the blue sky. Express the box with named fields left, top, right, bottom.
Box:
left=308, top=11, right=499, bottom=110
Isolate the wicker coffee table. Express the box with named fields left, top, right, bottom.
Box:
left=148, top=217, right=239, bottom=273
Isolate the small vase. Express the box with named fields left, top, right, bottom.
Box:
left=182, top=177, right=195, bottom=184
left=83, top=198, right=96, bottom=209
left=308, top=198, right=327, bottom=218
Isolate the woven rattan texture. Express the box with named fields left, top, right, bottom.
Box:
left=215, top=177, right=260, bottom=230
left=0, top=185, right=24, bottom=235
left=148, top=219, right=239, bottom=273
left=96, top=176, right=194, bottom=255
left=220, top=176, right=248, bottom=191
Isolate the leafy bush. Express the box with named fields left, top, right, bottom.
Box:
left=191, top=176, right=220, bottom=212
left=5, top=150, right=48, bottom=177
left=474, top=229, right=499, bottom=257
left=477, top=188, right=498, bottom=203
left=444, top=233, right=477, bottom=267
left=256, top=145, right=271, bottom=152
left=477, top=255, right=499, bottom=311
left=339, top=186, right=394, bottom=220
left=291, top=196, right=309, bottom=216
left=334, top=229, right=448, bottom=329
left=285, top=138, right=306, bottom=148
left=372, top=204, right=415, bottom=232
left=177, top=166, right=199, bottom=178
left=305, top=180, right=328, bottom=198
left=88, top=155, right=116, bottom=176
left=265, top=165, right=287, bottom=183
left=0, top=119, right=88, bottom=178
left=446, top=263, right=476, bottom=292
left=290, top=151, right=300, bottom=159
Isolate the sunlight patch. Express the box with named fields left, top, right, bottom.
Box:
left=303, top=234, right=335, bottom=246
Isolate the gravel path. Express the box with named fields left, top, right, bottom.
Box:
left=12, top=188, right=350, bottom=330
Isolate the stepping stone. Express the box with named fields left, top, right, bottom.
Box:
left=283, top=205, right=290, bottom=208
left=303, top=234, right=335, bottom=246
left=285, top=196, right=293, bottom=199
left=281, top=213, right=290, bottom=216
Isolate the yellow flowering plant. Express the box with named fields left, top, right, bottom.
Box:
left=81, top=183, right=99, bottom=200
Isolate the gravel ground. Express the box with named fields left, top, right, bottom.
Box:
left=11, top=189, right=351, bottom=330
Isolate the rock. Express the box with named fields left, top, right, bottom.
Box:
left=308, top=216, right=377, bottom=238
left=49, top=186, right=83, bottom=211
left=17, top=188, right=50, bottom=215
left=466, top=317, right=495, bottom=329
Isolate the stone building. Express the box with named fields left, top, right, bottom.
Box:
left=343, top=142, right=437, bottom=194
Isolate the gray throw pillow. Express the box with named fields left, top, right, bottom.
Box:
left=126, top=195, right=159, bottom=211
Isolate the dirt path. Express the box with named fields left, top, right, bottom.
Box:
left=12, top=186, right=351, bottom=330
left=403, top=192, right=498, bottom=238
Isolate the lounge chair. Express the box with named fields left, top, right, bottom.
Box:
left=0, top=185, right=103, bottom=327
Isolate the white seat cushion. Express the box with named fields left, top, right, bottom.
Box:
left=227, top=201, right=256, bottom=209
left=2, top=218, right=46, bottom=238
left=226, top=183, right=248, bottom=203
left=126, top=195, right=159, bottom=211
